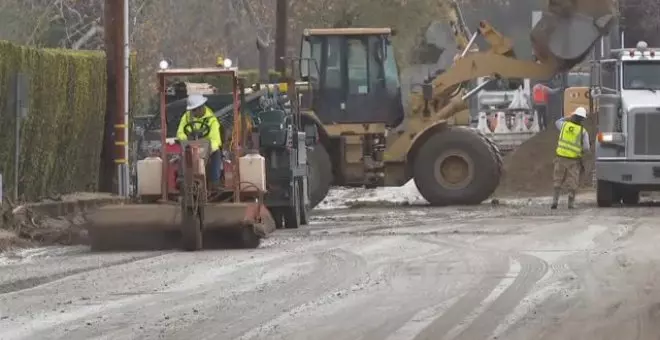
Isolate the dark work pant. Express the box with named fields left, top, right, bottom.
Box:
left=207, top=150, right=223, bottom=184
left=535, top=105, right=548, bottom=130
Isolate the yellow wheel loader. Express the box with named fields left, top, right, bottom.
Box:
left=298, top=0, right=615, bottom=207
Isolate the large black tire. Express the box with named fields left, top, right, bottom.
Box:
left=412, top=127, right=502, bottom=206
left=596, top=180, right=614, bottom=207
left=284, top=181, right=302, bottom=229
left=621, top=187, right=640, bottom=205
left=299, top=178, right=310, bottom=225
left=308, top=144, right=333, bottom=209
left=240, top=227, right=261, bottom=249
left=270, top=208, right=284, bottom=229
left=181, top=209, right=203, bottom=251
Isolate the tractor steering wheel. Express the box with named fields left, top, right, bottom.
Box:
left=182, top=120, right=211, bottom=140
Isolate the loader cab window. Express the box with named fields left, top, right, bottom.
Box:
left=622, top=61, right=660, bottom=90
left=347, top=38, right=369, bottom=94
left=300, top=36, right=322, bottom=84
left=325, top=36, right=342, bottom=89
left=383, top=41, right=400, bottom=94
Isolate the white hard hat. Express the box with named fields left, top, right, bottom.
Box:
left=573, top=106, right=587, bottom=118
left=186, top=94, right=208, bottom=110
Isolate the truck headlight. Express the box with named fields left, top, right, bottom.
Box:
left=159, top=59, right=169, bottom=70
left=223, top=58, right=232, bottom=68
left=597, top=132, right=624, bottom=144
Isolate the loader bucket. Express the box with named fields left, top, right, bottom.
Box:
left=531, top=0, right=615, bottom=71
left=84, top=202, right=275, bottom=251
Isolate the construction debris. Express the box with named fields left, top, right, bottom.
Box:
left=0, top=193, right=122, bottom=252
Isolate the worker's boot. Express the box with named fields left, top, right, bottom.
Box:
left=551, top=187, right=560, bottom=209
left=567, top=190, right=576, bottom=209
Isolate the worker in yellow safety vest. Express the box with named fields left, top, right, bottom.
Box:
left=176, top=94, right=223, bottom=186
left=551, top=106, right=590, bottom=209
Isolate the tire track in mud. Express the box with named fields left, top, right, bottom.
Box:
left=355, top=239, right=498, bottom=340
left=0, top=252, right=170, bottom=295
left=182, top=248, right=367, bottom=340
left=32, top=247, right=367, bottom=340
left=236, top=235, right=494, bottom=340
left=410, top=237, right=548, bottom=340
left=451, top=254, right=547, bottom=340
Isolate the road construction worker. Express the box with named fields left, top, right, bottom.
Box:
left=551, top=106, right=590, bottom=209
left=176, top=94, right=223, bottom=186
left=532, top=82, right=562, bottom=130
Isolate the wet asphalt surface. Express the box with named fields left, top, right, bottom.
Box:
left=2, top=198, right=660, bottom=340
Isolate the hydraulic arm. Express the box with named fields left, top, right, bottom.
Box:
left=410, top=0, right=616, bottom=121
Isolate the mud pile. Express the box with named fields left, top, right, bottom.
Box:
left=496, top=117, right=596, bottom=197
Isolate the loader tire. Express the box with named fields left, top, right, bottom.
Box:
left=308, top=144, right=333, bottom=209
left=412, top=127, right=502, bottom=206
left=181, top=209, right=203, bottom=251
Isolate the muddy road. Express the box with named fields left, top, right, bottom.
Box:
left=2, top=198, right=660, bottom=340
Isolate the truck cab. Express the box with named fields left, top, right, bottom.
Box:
left=595, top=40, right=660, bottom=206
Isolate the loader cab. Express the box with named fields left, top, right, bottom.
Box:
left=299, top=28, right=404, bottom=127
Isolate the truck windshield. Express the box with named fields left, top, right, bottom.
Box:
left=622, top=61, right=660, bottom=90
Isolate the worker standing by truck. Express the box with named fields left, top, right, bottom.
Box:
left=551, top=106, right=590, bottom=209
left=532, top=82, right=562, bottom=130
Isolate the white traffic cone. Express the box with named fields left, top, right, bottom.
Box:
left=529, top=110, right=541, bottom=132
left=476, top=111, right=491, bottom=134
left=493, top=111, right=509, bottom=133
left=512, top=111, right=527, bottom=132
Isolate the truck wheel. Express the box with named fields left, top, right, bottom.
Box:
left=622, top=188, right=640, bottom=205
left=596, top=180, right=614, bottom=207
left=412, top=127, right=502, bottom=206
left=270, top=208, right=284, bottom=229
left=181, top=208, right=203, bottom=251
left=284, top=181, right=302, bottom=229
left=299, top=178, right=310, bottom=225
left=308, top=144, right=333, bottom=209
left=240, top=227, right=261, bottom=249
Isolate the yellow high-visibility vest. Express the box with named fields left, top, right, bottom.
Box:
left=176, top=106, right=223, bottom=151
left=555, top=121, right=583, bottom=159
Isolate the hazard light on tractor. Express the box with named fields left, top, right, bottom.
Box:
left=216, top=56, right=233, bottom=68
left=159, top=59, right=171, bottom=70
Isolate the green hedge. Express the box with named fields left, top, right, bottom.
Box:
left=0, top=41, right=138, bottom=200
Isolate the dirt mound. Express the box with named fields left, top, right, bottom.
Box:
left=496, top=117, right=596, bottom=197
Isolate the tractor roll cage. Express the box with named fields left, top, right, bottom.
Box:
left=157, top=67, right=242, bottom=202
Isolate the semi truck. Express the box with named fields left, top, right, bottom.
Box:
left=594, top=39, right=660, bottom=206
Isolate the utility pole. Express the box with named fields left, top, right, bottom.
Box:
left=101, top=0, right=129, bottom=196
left=100, top=0, right=118, bottom=193
left=118, top=0, right=130, bottom=197
left=274, top=0, right=287, bottom=78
